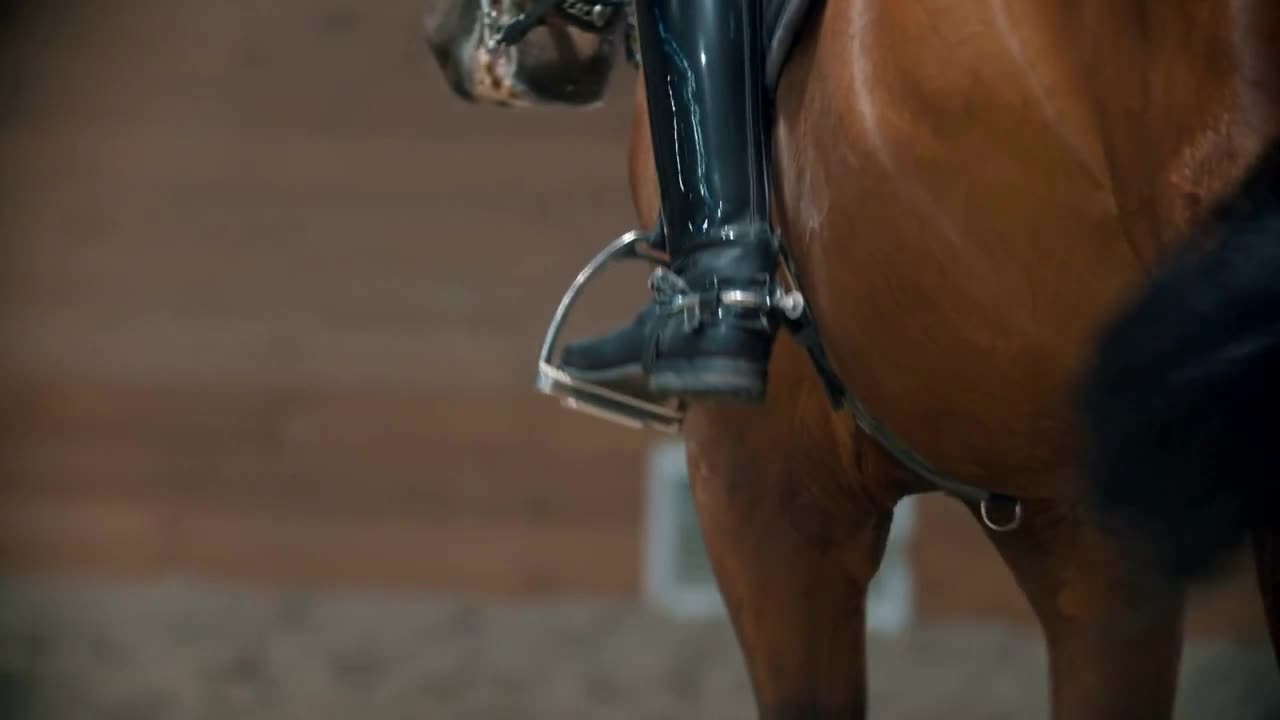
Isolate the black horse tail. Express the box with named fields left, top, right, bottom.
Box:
left=1080, top=138, right=1280, bottom=583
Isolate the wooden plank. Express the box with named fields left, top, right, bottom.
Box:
left=173, top=502, right=640, bottom=594
left=0, top=131, right=636, bottom=207
left=2, top=1, right=637, bottom=139
left=0, top=381, right=648, bottom=520
left=0, top=496, right=640, bottom=594
left=0, top=0, right=651, bottom=597
left=0, top=498, right=177, bottom=579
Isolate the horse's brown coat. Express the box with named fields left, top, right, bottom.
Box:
left=627, top=2, right=1279, bottom=717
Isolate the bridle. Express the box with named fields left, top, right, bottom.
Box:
left=480, top=0, right=629, bottom=49
left=458, top=0, right=631, bottom=108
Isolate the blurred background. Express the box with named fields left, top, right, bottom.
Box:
left=0, top=1, right=1276, bottom=718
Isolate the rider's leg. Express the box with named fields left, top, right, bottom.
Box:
left=559, top=0, right=779, bottom=403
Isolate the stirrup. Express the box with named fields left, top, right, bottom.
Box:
left=535, top=230, right=686, bottom=433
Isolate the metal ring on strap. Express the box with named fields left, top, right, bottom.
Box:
left=980, top=497, right=1023, bottom=533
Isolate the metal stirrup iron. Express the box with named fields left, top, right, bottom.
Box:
left=535, top=230, right=809, bottom=433
left=535, top=230, right=685, bottom=433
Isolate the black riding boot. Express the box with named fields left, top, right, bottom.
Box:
left=559, top=0, right=779, bottom=402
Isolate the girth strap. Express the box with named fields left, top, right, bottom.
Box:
left=774, top=247, right=1023, bottom=531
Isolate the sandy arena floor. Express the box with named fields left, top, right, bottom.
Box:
left=0, top=578, right=1276, bottom=719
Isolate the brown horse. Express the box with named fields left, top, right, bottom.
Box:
left=427, top=1, right=1280, bottom=717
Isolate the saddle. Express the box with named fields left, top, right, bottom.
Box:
left=763, top=0, right=817, bottom=96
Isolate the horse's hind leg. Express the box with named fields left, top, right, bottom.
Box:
left=981, top=498, right=1185, bottom=719
left=681, top=344, right=900, bottom=719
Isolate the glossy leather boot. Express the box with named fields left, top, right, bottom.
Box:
left=560, top=0, right=778, bottom=402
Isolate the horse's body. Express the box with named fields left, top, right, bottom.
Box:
left=700, top=0, right=1267, bottom=493
left=429, top=0, right=1280, bottom=716
left=627, top=2, right=1277, bottom=716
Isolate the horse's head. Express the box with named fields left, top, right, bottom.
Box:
left=424, top=0, right=627, bottom=108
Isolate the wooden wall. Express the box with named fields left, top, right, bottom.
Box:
left=0, top=0, right=1265, bottom=637
left=0, top=0, right=651, bottom=594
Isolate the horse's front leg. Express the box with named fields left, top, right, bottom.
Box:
left=981, top=495, right=1185, bottom=719
left=681, top=366, right=901, bottom=719
left=627, top=64, right=897, bottom=718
